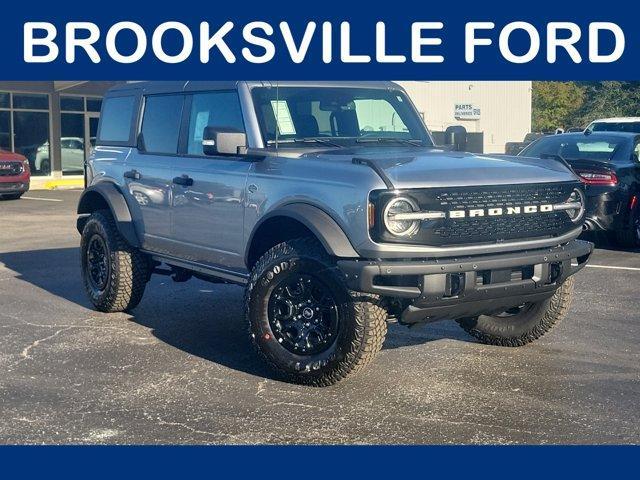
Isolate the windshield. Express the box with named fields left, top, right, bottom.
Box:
left=251, top=86, right=433, bottom=147
left=589, top=121, right=640, bottom=133
left=520, top=134, right=631, bottom=162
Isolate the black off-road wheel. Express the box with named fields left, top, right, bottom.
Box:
left=80, top=210, right=150, bottom=313
left=457, top=277, right=574, bottom=347
left=245, top=238, right=388, bottom=387
left=615, top=209, right=640, bottom=248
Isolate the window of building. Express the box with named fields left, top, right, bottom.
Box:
left=0, top=111, right=10, bottom=151
left=60, top=113, right=86, bottom=175
left=13, top=93, right=49, bottom=110
left=60, top=96, right=84, bottom=112
left=86, top=98, right=102, bottom=112
left=0, top=92, right=51, bottom=176
left=14, top=111, right=50, bottom=174
left=187, top=92, right=244, bottom=155
left=1, top=90, right=106, bottom=177
left=59, top=96, right=104, bottom=174
left=98, top=96, right=136, bottom=144
left=141, top=95, right=184, bottom=154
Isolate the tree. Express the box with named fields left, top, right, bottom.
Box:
left=572, top=81, right=640, bottom=126
left=532, top=81, right=585, bottom=132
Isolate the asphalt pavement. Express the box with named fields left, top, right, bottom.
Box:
left=0, top=190, right=638, bottom=444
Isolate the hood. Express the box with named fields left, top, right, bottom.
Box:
left=0, top=150, right=27, bottom=162
left=305, top=147, right=579, bottom=189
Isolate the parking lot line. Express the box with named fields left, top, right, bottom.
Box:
left=20, top=196, right=63, bottom=202
left=586, top=264, right=640, bottom=272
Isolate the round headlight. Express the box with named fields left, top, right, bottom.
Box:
left=383, top=197, right=420, bottom=237
left=565, top=188, right=585, bottom=222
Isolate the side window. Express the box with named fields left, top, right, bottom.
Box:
left=98, top=96, right=136, bottom=143
left=633, top=141, right=640, bottom=162
left=141, top=95, right=184, bottom=154
left=187, top=92, right=245, bottom=155
left=523, top=137, right=563, bottom=158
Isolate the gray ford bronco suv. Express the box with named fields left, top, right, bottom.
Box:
left=77, top=81, right=593, bottom=386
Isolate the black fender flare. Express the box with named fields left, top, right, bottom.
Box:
left=77, top=182, right=141, bottom=248
left=245, top=203, right=360, bottom=265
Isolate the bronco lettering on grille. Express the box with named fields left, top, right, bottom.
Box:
left=447, top=204, right=553, bottom=219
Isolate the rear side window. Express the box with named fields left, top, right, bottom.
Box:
left=141, top=95, right=184, bottom=154
left=98, top=96, right=136, bottom=143
left=591, top=122, right=640, bottom=133
left=187, top=92, right=244, bottom=155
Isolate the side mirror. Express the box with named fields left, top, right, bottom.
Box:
left=444, top=125, right=468, bottom=152
left=202, top=127, right=247, bottom=156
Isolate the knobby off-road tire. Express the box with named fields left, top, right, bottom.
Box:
left=245, top=238, right=388, bottom=386
left=457, top=277, right=574, bottom=347
left=80, top=209, right=150, bottom=313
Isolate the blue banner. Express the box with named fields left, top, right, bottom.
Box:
left=0, top=445, right=638, bottom=477
left=1, top=0, right=639, bottom=80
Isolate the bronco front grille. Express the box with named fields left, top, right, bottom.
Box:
left=372, top=182, right=581, bottom=247
left=0, top=162, right=23, bottom=177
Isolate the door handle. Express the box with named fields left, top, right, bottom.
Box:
left=124, top=169, right=141, bottom=180
left=173, top=174, right=194, bottom=187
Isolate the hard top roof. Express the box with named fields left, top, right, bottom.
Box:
left=106, top=81, right=403, bottom=96
left=589, top=117, right=640, bottom=124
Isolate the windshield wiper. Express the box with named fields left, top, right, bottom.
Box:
left=355, top=137, right=424, bottom=147
left=267, top=137, right=344, bottom=148
left=294, top=137, right=344, bottom=148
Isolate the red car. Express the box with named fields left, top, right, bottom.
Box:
left=0, top=150, right=30, bottom=200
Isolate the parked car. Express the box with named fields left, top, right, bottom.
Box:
left=586, top=117, right=640, bottom=134
left=519, top=131, right=640, bottom=246
left=35, top=137, right=88, bottom=175
left=0, top=149, right=30, bottom=200
left=77, top=81, right=592, bottom=386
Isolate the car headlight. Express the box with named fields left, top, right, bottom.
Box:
left=554, top=188, right=585, bottom=223
left=383, top=196, right=421, bottom=237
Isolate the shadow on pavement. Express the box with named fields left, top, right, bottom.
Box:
left=0, top=247, right=92, bottom=307
left=1, top=246, right=474, bottom=381
left=580, top=231, right=640, bottom=253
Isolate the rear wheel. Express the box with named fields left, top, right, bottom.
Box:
left=80, top=210, right=150, bottom=313
left=615, top=209, right=640, bottom=248
left=457, top=277, right=574, bottom=347
left=245, top=238, right=387, bottom=386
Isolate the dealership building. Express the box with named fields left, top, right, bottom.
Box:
left=0, top=81, right=532, bottom=187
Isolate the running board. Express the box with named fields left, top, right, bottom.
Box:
left=145, top=252, right=249, bottom=285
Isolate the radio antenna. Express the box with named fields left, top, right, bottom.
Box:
left=275, top=81, right=279, bottom=152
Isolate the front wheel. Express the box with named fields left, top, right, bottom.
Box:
left=0, top=193, right=23, bottom=200
left=80, top=210, right=150, bottom=313
left=457, top=277, right=574, bottom=347
left=39, top=159, right=51, bottom=175
left=245, top=238, right=388, bottom=386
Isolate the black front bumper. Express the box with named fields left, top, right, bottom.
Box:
left=338, top=239, right=593, bottom=324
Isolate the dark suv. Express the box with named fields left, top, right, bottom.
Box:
left=77, top=81, right=593, bottom=386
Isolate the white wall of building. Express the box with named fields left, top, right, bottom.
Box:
left=397, top=81, right=532, bottom=153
